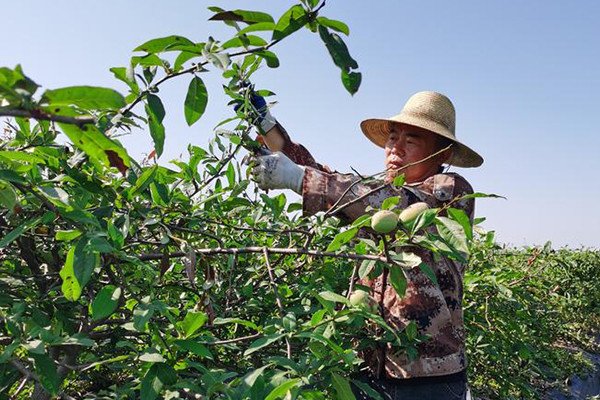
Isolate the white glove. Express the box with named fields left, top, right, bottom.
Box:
left=248, top=151, right=305, bottom=194
left=259, top=108, right=277, bottom=133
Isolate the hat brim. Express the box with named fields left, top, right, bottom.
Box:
left=360, top=118, right=483, bottom=168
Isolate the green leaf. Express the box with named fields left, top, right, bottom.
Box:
left=358, top=260, right=376, bottom=279
left=418, top=263, right=439, bottom=286
left=0, top=150, right=45, bottom=164
left=435, top=216, right=469, bottom=257
left=139, top=352, right=166, bottom=363
left=381, top=196, right=400, bottom=210
left=351, top=214, right=371, bottom=229
left=242, top=365, right=270, bottom=388
left=388, top=266, right=407, bottom=297
left=184, top=76, right=208, bottom=126
left=447, top=207, right=473, bottom=241
left=207, top=53, right=231, bottom=70
left=178, top=311, right=208, bottom=338
left=145, top=94, right=166, bottom=157
left=56, top=229, right=83, bottom=242
left=318, top=291, right=348, bottom=304
left=255, top=50, right=280, bottom=68
left=110, top=66, right=139, bottom=92
left=272, top=5, right=309, bottom=41
left=405, top=321, right=418, bottom=341
left=32, top=353, right=60, bottom=396
left=237, top=22, right=276, bottom=35
left=173, top=339, right=213, bottom=359
left=244, top=333, right=284, bottom=356
left=409, top=208, right=438, bottom=235
left=91, top=285, right=121, bottom=321
left=326, top=227, right=358, bottom=252
left=39, top=185, right=69, bottom=205
left=282, top=312, right=297, bottom=331
left=60, top=241, right=99, bottom=301
left=222, top=35, right=267, bottom=50
left=209, top=9, right=274, bottom=24
left=131, top=165, right=158, bottom=196
left=0, top=215, right=44, bottom=248
left=390, top=252, right=422, bottom=268
left=42, top=86, right=125, bottom=109
left=392, top=174, right=406, bottom=187
left=316, top=17, right=350, bottom=35
left=341, top=70, right=361, bottom=96
left=133, top=301, right=155, bottom=332
left=0, top=181, right=18, bottom=211
left=0, top=169, right=26, bottom=184
left=331, top=372, right=356, bottom=400
left=58, top=123, right=130, bottom=175
left=140, top=364, right=163, bottom=400
left=174, top=51, right=198, bottom=71
left=265, top=378, right=301, bottom=400
left=318, top=26, right=358, bottom=72
left=134, top=35, right=195, bottom=53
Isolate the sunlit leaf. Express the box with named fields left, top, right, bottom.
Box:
left=184, top=76, right=208, bottom=126
left=272, top=5, right=308, bottom=41
left=43, top=86, right=125, bottom=110
left=58, top=123, right=130, bottom=175
left=134, top=35, right=195, bottom=53
left=316, top=17, right=350, bottom=35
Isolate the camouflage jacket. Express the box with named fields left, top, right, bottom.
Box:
left=273, top=124, right=475, bottom=379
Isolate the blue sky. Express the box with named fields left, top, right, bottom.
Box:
left=4, top=1, right=600, bottom=248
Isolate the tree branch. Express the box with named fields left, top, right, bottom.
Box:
left=0, top=107, right=95, bottom=127
left=138, top=246, right=387, bottom=263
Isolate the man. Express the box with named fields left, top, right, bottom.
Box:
left=247, top=91, right=483, bottom=399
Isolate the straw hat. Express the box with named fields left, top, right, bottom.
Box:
left=360, top=91, right=483, bottom=168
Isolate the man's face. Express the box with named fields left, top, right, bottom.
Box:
left=384, top=123, right=449, bottom=183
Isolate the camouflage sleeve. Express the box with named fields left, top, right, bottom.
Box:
left=273, top=123, right=332, bottom=172
left=411, top=173, right=475, bottom=220
left=300, top=171, right=475, bottom=225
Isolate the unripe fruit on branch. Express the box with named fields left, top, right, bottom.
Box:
left=399, top=202, right=429, bottom=225
left=371, top=210, right=398, bottom=234
left=349, top=290, right=378, bottom=313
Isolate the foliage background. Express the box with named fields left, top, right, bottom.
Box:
left=1, top=2, right=599, bottom=400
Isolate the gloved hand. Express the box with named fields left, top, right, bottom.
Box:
left=247, top=150, right=305, bottom=194
left=235, top=84, right=277, bottom=133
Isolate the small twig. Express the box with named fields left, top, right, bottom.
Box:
left=166, top=224, right=224, bottom=248
left=9, top=359, right=41, bottom=384
left=192, top=142, right=243, bottom=196
left=263, top=248, right=292, bottom=359
left=346, top=260, right=361, bottom=300
left=201, top=333, right=261, bottom=346
left=12, top=376, right=29, bottom=398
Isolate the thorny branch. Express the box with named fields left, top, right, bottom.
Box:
left=138, top=246, right=388, bottom=263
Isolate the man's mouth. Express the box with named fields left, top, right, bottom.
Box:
left=386, top=157, right=404, bottom=169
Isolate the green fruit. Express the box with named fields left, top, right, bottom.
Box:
left=349, top=290, right=377, bottom=313
left=371, top=210, right=398, bottom=234
left=399, top=202, right=429, bottom=225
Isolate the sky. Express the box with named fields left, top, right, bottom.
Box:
left=3, top=1, right=600, bottom=249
